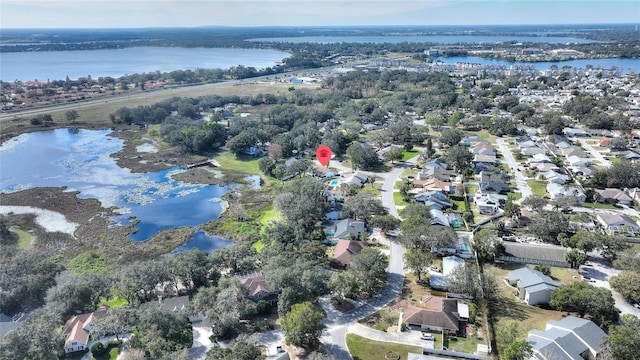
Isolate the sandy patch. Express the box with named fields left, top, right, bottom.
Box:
left=0, top=205, right=79, bottom=235
left=136, top=143, right=159, bottom=153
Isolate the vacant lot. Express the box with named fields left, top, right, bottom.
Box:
left=346, top=334, right=421, bottom=360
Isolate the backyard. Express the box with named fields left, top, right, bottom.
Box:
left=346, top=334, right=421, bottom=360
left=526, top=179, right=548, bottom=197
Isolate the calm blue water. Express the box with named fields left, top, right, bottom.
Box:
left=436, top=56, right=640, bottom=72
left=0, top=129, right=229, bottom=243
left=249, top=35, right=596, bottom=44
left=0, top=46, right=290, bottom=82
left=173, top=229, right=232, bottom=253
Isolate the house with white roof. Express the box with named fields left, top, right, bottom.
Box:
left=526, top=316, right=606, bottom=360
left=546, top=183, right=586, bottom=203
left=507, top=268, right=560, bottom=305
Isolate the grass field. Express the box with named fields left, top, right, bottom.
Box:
left=346, top=334, right=421, bottom=360
left=402, top=150, right=420, bottom=162
left=581, top=202, right=620, bottom=210
left=445, top=335, right=482, bottom=353
left=526, top=179, right=548, bottom=197
left=98, top=297, right=129, bottom=308
left=213, top=153, right=261, bottom=175
left=10, top=227, right=33, bottom=250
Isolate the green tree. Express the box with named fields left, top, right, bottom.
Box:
left=347, top=248, right=388, bottom=298
left=404, top=249, right=434, bottom=282
left=501, top=340, right=533, bottom=360
left=227, top=131, right=257, bottom=157
left=601, top=314, right=640, bottom=360
left=346, top=143, right=381, bottom=170
left=342, top=192, right=386, bottom=225
left=281, top=301, right=325, bottom=351
left=383, top=147, right=404, bottom=163
left=440, top=128, right=462, bottom=147
left=444, top=145, right=473, bottom=173
left=521, top=195, right=547, bottom=213
left=609, top=271, right=640, bottom=302
left=503, top=200, right=521, bottom=219
left=565, top=249, right=588, bottom=269
left=550, top=281, right=618, bottom=328
left=370, top=214, right=400, bottom=234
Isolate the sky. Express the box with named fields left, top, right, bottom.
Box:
left=1, top=0, right=639, bottom=29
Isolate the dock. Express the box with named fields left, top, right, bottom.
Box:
left=186, top=159, right=221, bottom=169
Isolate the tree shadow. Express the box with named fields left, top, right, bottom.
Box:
left=488, top=293, right=530, bottom=321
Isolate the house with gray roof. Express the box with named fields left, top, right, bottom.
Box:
left=526, top=316, right=606, bottom=360
left=330, top=218, right=365, bottom=240
left=597, top=212, right=640, bottom=236
left=507, top=268, right=560, bottom=305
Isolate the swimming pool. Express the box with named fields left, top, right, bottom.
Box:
left=329, top=180, right=340, bottom=187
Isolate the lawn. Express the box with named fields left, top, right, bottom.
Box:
left=401, top=150, right=420, bottom=162
left=98, top=297, right=128, bottom=308
left=445, top=335, right=483, bottom=353
left=360, top=182, right=383, bottom=197
left=213, top=152, right=261, bottom=175
left=466, top=184, right=478, bottom=195
left=452, top=198, right=467, bottom=212
left=485, top=265, right=566, bottom=340
left=526, top=179, right=547, bottom=197
left=10, top=227, right=33, bottom=250
left=506, top=192, right=522, bottom=201
left=393, top=191, right=408, bottom=206
left=346, top=334, right=421, bottom=360
left=93, top=344, right=120, bottom=360
left=580, top=202, right=620, bottom=210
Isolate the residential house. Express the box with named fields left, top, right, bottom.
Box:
left=569, top=165, right=597, bottom=178
left=240, top=273, right=279, bottom=305
left=529, top=153, right=552, bottom=164
left=413, top=191, right=453, bottom=209
left=561, top=147, right=589, bottom=159
left=478, top=172, right=510, bottom=193
left=325, top=186, right=348, bottom=202
left=460, top=136, right=489, bottom=147
left=0, top=314, right=21, bottom=343
left=597, top=212, right=640, bottom=236
left=566, top=155, right=592, bottom=167
left=159, top=296, right=202, bottom=322
left=330, top=218, right=366, bottom=240
left=417, top=167, right=454, bottom=182
left=563, top=127, right=589, bottom=138
left=472, top=153, right=497, bottom=165
left=521, top=146, right=547, bottom=156
left=531, top=163, right=559, bottom=172
left=526, top=316, right=606, bottom=360
left=537, top=170, right=570, bottom=184
left=403, top=296, right=466, bottom=334
left=506, top=268, right=560, bottom=305
left=415, top=178, right=452, bottom=193
left=422, top=158, right=449, bottom=171
left=330, top=240, right=367, bottom=268
left=628, top=187, right=640, bottom=203
left=595, top=188, right=633, bottom=206
left=474, top=193, right=507, bottom=215
left=429, top=209, right=450, bottom=227
left=309, top=167, right=337, bottom=180
left=63, top=306, right=108, bottom=354
left=546, top=183, right=586, bottom=203
left=429, top=256, right=465, bottom=289
left=344, top=172, right=368, bottom=188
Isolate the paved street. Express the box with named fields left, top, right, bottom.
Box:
left=320, top=160, right=410, bottom=358
left=577, top=138, right=612, bottom=167
left=495, top=138, right=532, bottom=202
left=579, top=258, right=640, bottom=318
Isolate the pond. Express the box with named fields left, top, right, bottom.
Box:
left=0, top=128, right=232, bottom=247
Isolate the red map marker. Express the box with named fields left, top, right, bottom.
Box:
left=316, top=145, right=332, bottom=167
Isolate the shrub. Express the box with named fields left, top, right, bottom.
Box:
left=90, top=341, right=105, bottom=355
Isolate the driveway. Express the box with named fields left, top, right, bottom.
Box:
left=189, top=325, right=214, bottom=360
left=496, top=138, right=532, bottom=202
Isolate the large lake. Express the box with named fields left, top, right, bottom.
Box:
left=0, top=46, right=290, bottom=82
left=249, top=35, right=596, bottom=44
left=0, top=129, right=232, bottom=250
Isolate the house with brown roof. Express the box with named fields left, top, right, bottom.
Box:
left=403, top=296, right=465, bottom=334
left=240, top=273, right=278, bottom=305
left=596, top=188, right=634, bottom=206
left=62, top=306, right=108, bottom=354
left=331, top=240, right=366, bottom=268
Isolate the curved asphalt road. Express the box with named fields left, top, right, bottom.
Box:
left=320, top=161, right=410, bottom=358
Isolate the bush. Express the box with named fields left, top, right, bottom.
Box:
left=534, top=265, right=551, bottom=276
left=469, top=303, right=477, bottom=323
left=90, top=341, right=105, bottom=355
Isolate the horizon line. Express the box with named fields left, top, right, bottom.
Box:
left=1, top=22, right=639, bottom=31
